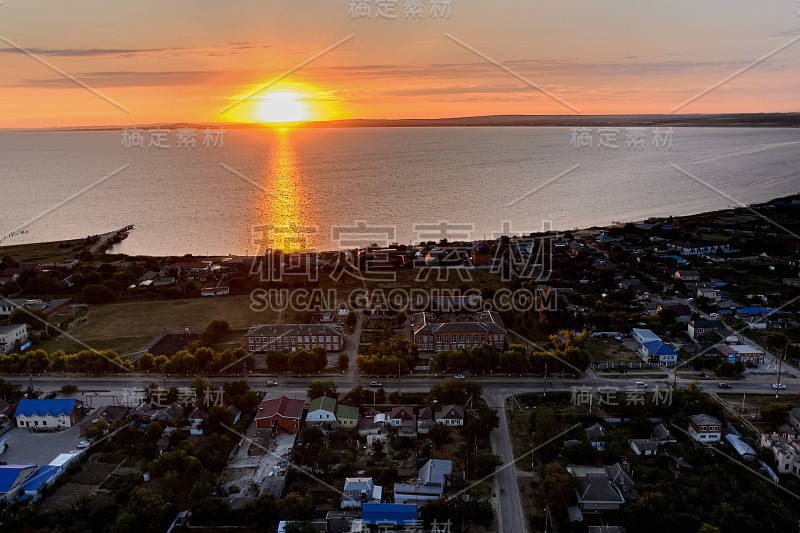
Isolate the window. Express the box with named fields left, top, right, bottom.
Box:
left=481, top=335, right=486, bottom=342
left=458, top=335, right=464, bottom=342
left=42, top=421, right=47, bottom=426
left=473, top=334, right=479, bottom=342
left=444, top=335, right=450, bottom=342
left=248, top=337, right=254, bottom=343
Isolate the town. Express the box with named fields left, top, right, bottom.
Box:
left=0, top=196, right=798, bottom=533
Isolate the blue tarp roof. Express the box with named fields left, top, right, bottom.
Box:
left=0, top=465, right=36, bottom=493
left=20, top=465, right=59, bottom=492
left=736, top=307, right=783, bottom=316
left=362, top=503, right=418, bottom=525
left=14, top=399, right=79, bottom=418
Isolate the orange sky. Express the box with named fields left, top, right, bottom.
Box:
left=0, top=0, right=798, bottom=128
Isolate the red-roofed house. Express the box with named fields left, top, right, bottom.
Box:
left=255, top=395, right=305, bottom=434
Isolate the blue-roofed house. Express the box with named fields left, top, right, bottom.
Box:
left=641, top=340, right=678, bottom=366
left=14, top=399, right=84, bottom=429
left=0, top=464, right=37, bottom=502
left=20, top=465, right=60, bottom=501
left=362, top=503, right=418, bottom=526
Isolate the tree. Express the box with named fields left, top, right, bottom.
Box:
left=110, top=487, right=170, bottom=533
left=428, top=424, right=453, bottom=449
left=278, top=492, right=315, bottom=520
left=241, top=494, right=279, bottom=528
left=203, top=405, right=234, bottom=435
left=307, top=379, right=337, bottom=400
left=395, top=309, right=408, bottom=326
left=138, top=352, right=155, bottom=372
left=82, top=284, right=116, bottom=304
left=285, top=520, right=319, bottom=533
left=337, top=353, right=349, bottom=372
left=430, top=379, right=482, bottom=405
left=197, top=319, right=232, bottom=347
left=345, top=310, right=358, bottom=327
left=8, top=307, right=49, bottom=331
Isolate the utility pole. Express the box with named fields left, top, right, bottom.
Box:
left=543, top=361, right=548, bottom=398
left=775, top=347, right=786, bottom=399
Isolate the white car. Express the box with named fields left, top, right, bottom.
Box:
left=634, top=381, right=648, bottom=388
left=773, top=384, right=787, bottom=390
left=266, top=380, right=279, bottom=387
left=77, top=441, right=91, bottom=449
left=454, top=374, right=466, bottom=379
left=369, top=381, right=382, bottom=387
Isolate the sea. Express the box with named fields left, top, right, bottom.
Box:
left=0, top=126, right=798, bottom=256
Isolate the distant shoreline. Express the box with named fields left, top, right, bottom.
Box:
left=7, top=112, right=800, bottom=133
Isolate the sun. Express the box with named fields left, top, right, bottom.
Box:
left=257, top=92, right=309, bottom=123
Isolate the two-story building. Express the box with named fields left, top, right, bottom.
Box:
left=412, top=310, right=509, bottom=352
left=0, top=324, right=28, bottom=355
left=14, top=399, right=84, bottom=430
left=689, top=414, right=721, bottom=443
left=245, top=323, right=344, bottom=353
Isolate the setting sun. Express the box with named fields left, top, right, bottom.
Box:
left=257, top=92, right=309, bottom=123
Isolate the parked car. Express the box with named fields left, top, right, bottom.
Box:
left=266, top=381, right=279, bottom=387
left=454, top=374, right=466, bottom=379
left=718, top=383, right=731, bottom=389
left=77, top=441, right=91, bottom=449
left=634, top=381, right=648, bottom=388
left=369, top=381, right=382, bottom=387
left=773, top=384, right=787, bottom=390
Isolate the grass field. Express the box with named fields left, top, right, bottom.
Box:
left=0, top=238, right=87, bottom=264
left=38, top=295, right=280, bottom=355
left=585, top=338, right=642, bottom=363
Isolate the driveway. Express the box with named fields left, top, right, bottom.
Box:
left=1, top=423, right=85, bottom=465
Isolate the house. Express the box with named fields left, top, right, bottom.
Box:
left=689, top=414, right=721, bottom=443
left=435, top=405, right=465, bottom=427
left=666, top=240, right=729, bottom=256
left=393, top=459, right=452, bottom=504
left=641, top=340, right=678, bottom=366
left=153, top=402, right=184, bottom=426
left=569, top=463, right=635, bottom=513
left=416, top=407, right=435, bottom=435
left=0, top=324, right=28, bottom=355
left=341, top=477, right=382, bottom=508
left=575, top=473, right=625, bottom=513
left=336, top=404, right=359, bottom=429
left=412, top=310, right=510, bottom=352
left=361, top=504, right=418, bottom=527
left=697, top=286, right=721, bottom=301
left=245, top=323, right=344, bottom=353
left=307, top=397, right=338, bottom=428
left=761, top=432, right=800, bottom=478
left=630, top=439, right=658, bottom=456
left=471, top=242, right=493, bottom=266
left=200, top=286, right=230, bottom=297
left=358, top=409, right=387, bottom=436
left=674, top=270, right=700, bottom=282
left=14, top=399, right=84, bottom=429
left=0, top=298, right=71, bottom=318
left=585, top=423, right=607, bottom=450
left=388, top=406, right=416, bottom=437
left=171, top=261, right=211, bottom=279
left=79, top=405, right=129, bottom=435
left=687, top=320, right=728, bottom=340
left=131, top=402, right=160, bottom=421
left=188, top=407, right=206, bottom=436
left=652, top=423, right=676, bottom=445
left=256, top=395, right=305, bottom=434
left=657, top=303, right=692, bottom=323
left=0, top=464, right=38, bottom=502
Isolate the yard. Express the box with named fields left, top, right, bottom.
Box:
left=585, top=338, right=643, bottom=364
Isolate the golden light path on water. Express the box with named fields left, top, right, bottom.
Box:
left=248, top=129, right=319, bottom=255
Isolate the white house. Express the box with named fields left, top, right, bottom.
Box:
left=435, top=405, right=465, bottom=427
left=341, top=477, right=382, bottom=508
left=689, top=414, right=721, bottom=443
left=14, top=399, right=83, bottom=430
left=0, top=324, right=28, bottom=355
left=632, top=328, right=660, bottom=347
left=306, top=396, right=338, bottom=426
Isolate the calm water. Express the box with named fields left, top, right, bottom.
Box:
left=0, top=127, right=798, bottom=256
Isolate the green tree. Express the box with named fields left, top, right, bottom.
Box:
left=285, top=520, right=318, bottom=533
left=278, top=492, right=315, bottom=521
left=428, top=423, right=453, bottom=449
left=337, top=353, right=349, bottom=372
left=203, top=405, right=234, bottom=435
left=345, top=310, right=358, bottom=327
left=307, top=379, right=337, bottom=400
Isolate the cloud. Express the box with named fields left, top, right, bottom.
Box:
left=0, top=44, right=274, bottom=58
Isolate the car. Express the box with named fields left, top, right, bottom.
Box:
left=710, top=313, right=720, bottom=317
left=773, top=384, right=787, bottom=390
left=369, top=381, right=382, bottom=387
left=266, top=380, right=279, bottom=387
left=454, top=374, right=466, bottom=379
left=77, top=441, right=91, bottom=449
left=634, top=381, right=648, bottom=388
left=718, top=383, right=731, bottom=389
